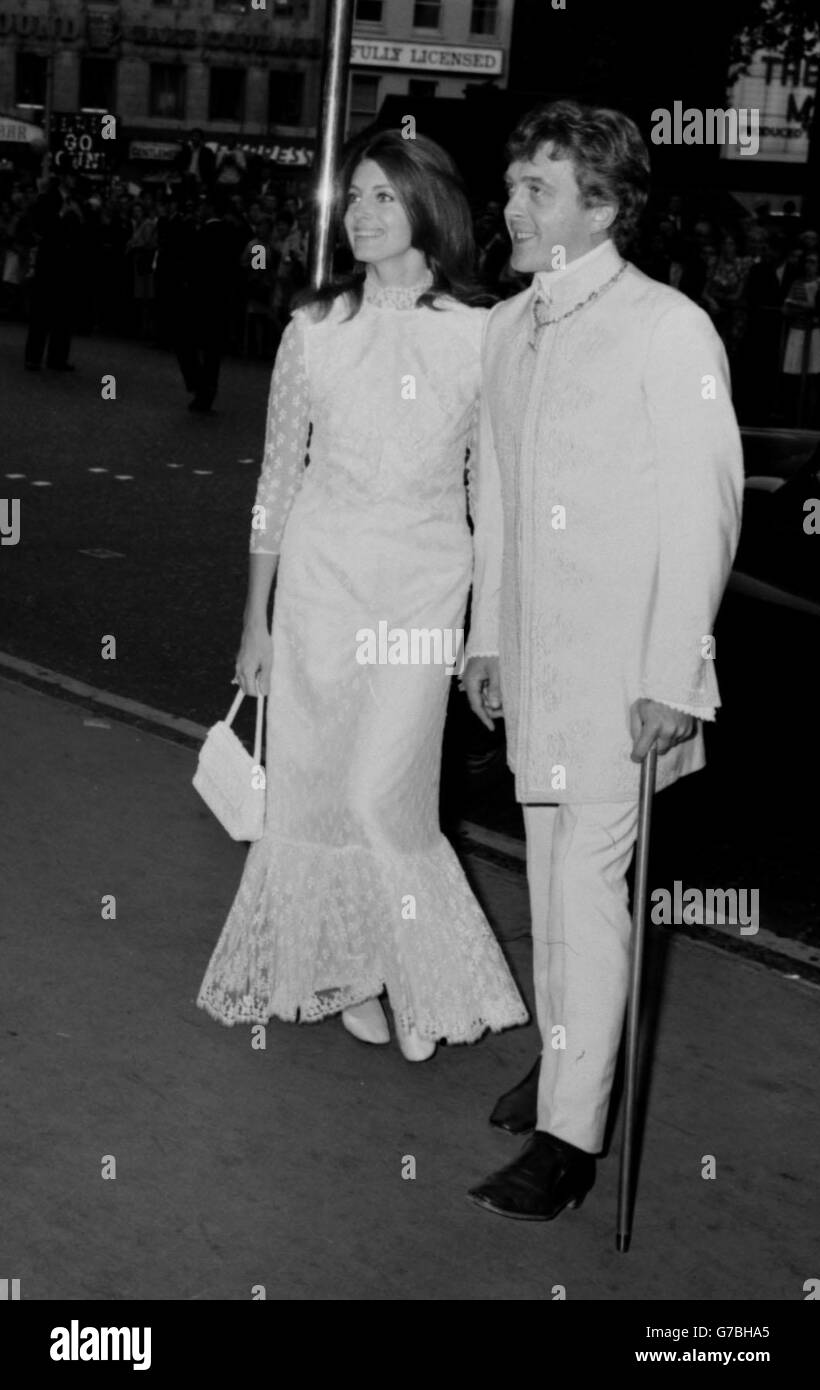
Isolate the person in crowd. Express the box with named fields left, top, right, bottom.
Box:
left=22, top=177, right=84, bottom=372
left=175, top=130, right=216, bottom=192
left=240, top=214, right=280, bottom=359
left=734, top=226, right=783, bottom=424
left=215, top=139, right=248, bottom=192
left=154, top=193, right=196, bottom=349
left=781, top=249, right=820, bottom=424
left=707, top=231, right=750, bottom=357
left=126, top=200, right=158, bottom=339
left=196, top=129, right=527, bottom=1058
left=173, top=187, right=237, bottom=413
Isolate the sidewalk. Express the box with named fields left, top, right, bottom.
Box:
left=1, top=674, right=817, bottom=1301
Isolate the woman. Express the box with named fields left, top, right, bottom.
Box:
left=781, top=250, right=820, bottom=423
left=126, top=200, right=157, bottom=339
left=197, top=131, right=527, bottom=1059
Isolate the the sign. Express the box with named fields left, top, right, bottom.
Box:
left=50, top=112, right=110, bottom=173
left=0, top=117, right=42, bottom=144
left=120, top=25, right=321, bottom=57
left=350, top=39, right=503, bottom=75
left=237, top=139, right=314, bottom=167
left=129, top=140, right=180, bottom=162
left=723, top=46, right=818, bottom=163
left=0, top=12, right=78, bottom=40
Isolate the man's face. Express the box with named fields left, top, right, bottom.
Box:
left=504, top=144, right=613, bottom=274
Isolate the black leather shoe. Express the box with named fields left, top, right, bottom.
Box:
left=489, top=1058, right=540, bottom=1134
left=467, top=1131, right=595, bottom=1221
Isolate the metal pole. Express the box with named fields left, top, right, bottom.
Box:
left=616, top=743, right=658, bottom=1253
left=309, top=0, right=355, bottom=290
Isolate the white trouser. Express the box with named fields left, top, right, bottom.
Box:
left=523, top=800, right=639, bottom=1153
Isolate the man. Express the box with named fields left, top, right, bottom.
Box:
left=174, top=189, right=237, bottom=413
left=175, top=129, right=216, bottom=191
left=22, top=177, right=84, bottom=371
left=463, top=101, right=743, bottom=1221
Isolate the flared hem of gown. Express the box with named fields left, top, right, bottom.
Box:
left=196, top=829, right=529, bottom=1044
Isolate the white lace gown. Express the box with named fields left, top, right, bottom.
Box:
left=196, top=272, right=528, bottom=1043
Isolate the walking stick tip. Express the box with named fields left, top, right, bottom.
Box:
left=616, top=1232, right=630, bottom=1253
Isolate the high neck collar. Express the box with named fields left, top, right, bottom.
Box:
left=532, top=238, right=623, bottom=312
left=363, top=265, right=434, bottom=309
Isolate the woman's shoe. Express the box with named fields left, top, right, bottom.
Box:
left=395, top=1019, right=436, bottom=1062
left=341, top=998, right=390, bottom=1045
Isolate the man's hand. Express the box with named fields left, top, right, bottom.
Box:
left=629, top=698, right=694, bottom=762
left=462, top=655, right=503, bottom=731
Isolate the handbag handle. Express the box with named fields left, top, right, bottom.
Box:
left=225, top=689, right=265, bottom=765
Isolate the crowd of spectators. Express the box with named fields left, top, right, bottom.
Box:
left=1, top=141, right=819, bottom=426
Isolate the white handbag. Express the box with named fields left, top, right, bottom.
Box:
left=192, top=688, right=266, bottom=841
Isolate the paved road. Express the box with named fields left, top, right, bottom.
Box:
left=1, top=321, right=818, bottom=950
left=2, top=675, right=817, bottom=1301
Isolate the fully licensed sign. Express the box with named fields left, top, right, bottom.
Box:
left=350, top=40, right=503, bottom=75
left=50, top=112, right=110, bottom=173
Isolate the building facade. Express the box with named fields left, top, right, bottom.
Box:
left=349, top=0, right=513, bottom=134
left=0, top=0, right=326, bottom=169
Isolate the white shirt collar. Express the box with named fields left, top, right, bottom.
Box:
left=533, top=238, right=614, bottom=296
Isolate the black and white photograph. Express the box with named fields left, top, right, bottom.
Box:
left=1, top=0, right=818, bottom=1343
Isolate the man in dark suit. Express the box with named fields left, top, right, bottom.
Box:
left=174, top=188, right=238, bottom=413
left=175, top=130, right=216, bottom=191
left=22, top=178, right=84, bottom=371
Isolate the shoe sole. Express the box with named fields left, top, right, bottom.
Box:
left=466, top=1192, right=587, bottom=1222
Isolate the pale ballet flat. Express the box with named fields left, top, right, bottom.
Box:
left=341, top=998, right=390, bottom=1045
left=395, top=1020, right=436, bottom=1063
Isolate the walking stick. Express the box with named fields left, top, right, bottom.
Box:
left=616, top=742, right=658, bottom=1253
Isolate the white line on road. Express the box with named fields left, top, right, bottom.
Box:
left=0, top=651, right=208, bottom=742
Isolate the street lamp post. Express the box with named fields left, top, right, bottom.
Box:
left=308, top=0, right=355, bottom=290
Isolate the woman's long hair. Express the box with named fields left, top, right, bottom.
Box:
left=293, top=128, right=490, bottom=319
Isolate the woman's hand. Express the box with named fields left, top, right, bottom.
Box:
left=235, top=619, right=272, bottom=696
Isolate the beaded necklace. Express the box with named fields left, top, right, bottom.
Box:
left=532, top=262, right=627, bottom=333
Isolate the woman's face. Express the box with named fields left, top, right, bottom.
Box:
left=344, top=158, right=414, bottom=266
left=805, top=254, right=819, bottom=279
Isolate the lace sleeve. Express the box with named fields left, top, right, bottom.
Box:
left=249, top=313, right=311, bottom=555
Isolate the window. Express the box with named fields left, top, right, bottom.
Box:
left=348, top=74, right=379, bottom=136
left=413, top=1, right=441, bottom=28
left=209, top=67, right=245, bottom=122
left=149, top=64, right=186, bottom=120
left=470, top=0, right=498, bottom=35
left=15, top=53, right=47, bottom=109
left=355, top=0, right=383, bottom=20
left=213, top=0, right=248, bottom=11
left=80, top=58, right=117, bottom=112
left=268, top=71, right=305, bottom=127
left=407, top=79, right=437, bottom=99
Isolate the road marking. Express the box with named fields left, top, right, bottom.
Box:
left=238, top=457, right=255, bottom=463
left=88, top=467, right=108, bottom=473
left=114, top=475, right=134, bottom=481
left=5, top=473, right=25, bottom=479
left=192, top=470, right=212, bottom=475
left=0, top=651, right=208, bottom=742
left=166, top=464, right=183, bottom=469
left=78, top=548, right=125, bottom=559
left=0, top=1279, right=21, bottom=1300
left=31, top=480, right=52, bottom=487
